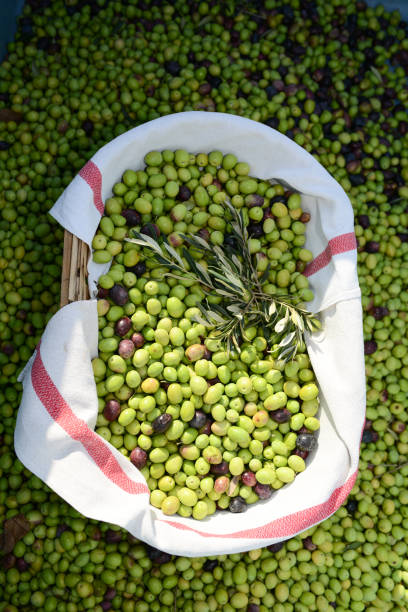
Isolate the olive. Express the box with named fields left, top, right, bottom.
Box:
left=141, top=223, right=160, bottom=238
left=128, top=261, right=147, bottom=277
left=210, top=461, right=229, bottom=475
left=364, top=340, right=377, bottom=355
left=188, top=410, right=207, bottom=429
left=254, top=483, right=272, bottom=499
left=152, top=413, right=173, bottom=433
left=246, top=194, right=264, bottom=208
left=118, top=339, right=135, bottom=359
left=229, top=496, right=247, bottom=513
left=247, top=223, right=263, bottom=238
left=114, top=316, right=132, bottom=336
left=131, top=332, right=145, bottom=348
left=129, top=447, right=147, bottom=469
left=302, top=536, right=317, bottom=551
left=109, top=284, right=129, bottom=306
left=296, top=433, right=317, bottom=452
left=267, top=541, right=285, bottom=552
left=121, top=209, right=141, bottom=227
left=177, top=185, right=192, bottom=201
left=103, top=399, right=121, bottom=422
left=270, top=409, right=291, bottom=423
left=241, top=471, right=257, bottom=487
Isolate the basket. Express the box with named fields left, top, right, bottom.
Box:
left=17, top=112, right=365, bottom=557
left=60, top=230, right=90, bottom=307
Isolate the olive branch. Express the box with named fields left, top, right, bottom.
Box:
left=126, top=201, right=321, bottom=360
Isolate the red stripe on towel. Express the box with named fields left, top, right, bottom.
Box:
left=31, top=343, right=148, bottom=496
left=161, top=469, right=358, bottom=539
left=79, top=161, right=104, bottom=215
left=304, top=233, right=357, bottom=277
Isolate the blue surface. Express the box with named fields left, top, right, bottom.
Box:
left=365, top=0, right=408, bottom=21
left=0, top=0, right=25, bottom=61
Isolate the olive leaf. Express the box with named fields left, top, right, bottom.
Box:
left=0, top=514, right=31, bottom=554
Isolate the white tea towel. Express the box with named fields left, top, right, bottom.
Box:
left=16, top=112, right=365, bottom=556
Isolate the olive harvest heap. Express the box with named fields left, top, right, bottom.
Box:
left=0, top=0, right=407, bottom=610
left=92, top=149, right=321, bottom=519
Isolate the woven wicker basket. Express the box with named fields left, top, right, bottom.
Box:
left=60, top=230, right=90, bottom=307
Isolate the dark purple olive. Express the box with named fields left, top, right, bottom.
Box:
left=270, top=409, right=291, bottom=423
left=105, top=588, right=116, bottom=601
left=296, top=433, right=317, bottom=452
left=101, top=602, right=112, bottom=612
left=303, top=536, right=317, bottom=551
left=254, top=483, right=272, bottom=499
left=131, top=332, right=145, bottom=348
left=152, top=413, right=173, bottom=433
left=109, top=284, right=129, bottom=306
left=128, top=261, right=146, bottom=277
left=178, top=185, right=191, bottom=201
left=229, top=496, right=247, bottom=513
left=198, top=82, right=212, bottom=95
left=97, top=287, right=109, bottom=299
left=362, top=430, right=374, bottom=443
left=1, top=343, right=15, bottom=356
left=202, top=346, right=212, bottom=360
left=346, top=498, right=358, bottom=514
left=56, top=524, right=69, bottom=537
left=199, top=421, right=212, bottom=436
left=293, top=449, right=309, bottom=460
left=189, top=410, right=207, bottom=429
left=141, top=223, right=160, bottom=238
left=358, top=214, right=370, bottom=229
left=103, top=400, right=121, bottom=422
left=114, top=317, right=132, bottom=337
left=365, top=241, right=379, bottom=253
left=16, top=558, right=29, bottom=572
left=247, top=605, right=260, bottom=612
left=371, top=306, right=388, bottom=320
left=247, top=223, right=263, bottom=238
left=118, top=339, right=135, bottom=359
left=2, top=554, right=16, bottom=570
left=129, top=447, right=147, bottom=469
left=267, top=541, right=284, bottom=552
left=210, top=461, right=229, bottom=475
left=364, top=340, right=377, bottom=355
left=145, top=544, right=172, bottom=564
left=241, top=471, right=257, bottom=487
left=121, top=209, right=141, bottom=227
left=82, top=119, right=94, bottom=135
left=203, top=559, right=218, bottom=571
left=164, top=60, right=181, bottom=75
left=245, top=194, right=264, bottom=207
left=105, top=529, right=122, bottom=543
left=90, top=527, right=102, bottom=541
left=197, top=228, right=210, bottom=241
left=0, top=141, right=11, bottom=151
left=298, top=426, right=310, bottom=434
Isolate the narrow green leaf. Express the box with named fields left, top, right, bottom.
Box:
left=163, top=242, right=185, bottom=267
left=279, top=331, right=296, bottom=347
